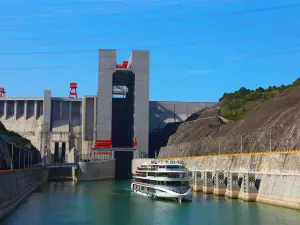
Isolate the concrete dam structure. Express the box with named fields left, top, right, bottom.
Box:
left=0, top=49, right=215, bottom=159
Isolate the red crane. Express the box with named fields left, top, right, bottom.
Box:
left=0, top=87, right=6, bottom=97
left=116, top=61, right=129, bottom=68
left=69, top=82, right=78, bottom=98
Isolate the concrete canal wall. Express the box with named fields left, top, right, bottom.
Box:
left=73, top=160, right=115, bottom=181
left=0, top=168, right=48, bottom=221
left=132, top=152, right=300, bottom=209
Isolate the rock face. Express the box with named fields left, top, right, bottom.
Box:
left=159, top=86, right=300, bottom=157
left=0, top=121, right=41, bottom=169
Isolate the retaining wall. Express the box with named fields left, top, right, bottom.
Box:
left=0, top=168, right=48, bottom=221
left=73, top=160, right=115, bottom=181
left=132, top=152, right=300, bottom=209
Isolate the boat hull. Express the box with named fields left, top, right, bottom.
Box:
left=131, top=183, right=192, bottom=203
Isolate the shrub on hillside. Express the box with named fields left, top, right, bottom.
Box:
left=219, top=78, right=299, bottom=120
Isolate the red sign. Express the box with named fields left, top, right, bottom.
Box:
left=94, top=138, right=112, bottom=148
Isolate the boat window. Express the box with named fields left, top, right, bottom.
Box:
left=166, top=165, right=179, bottom=169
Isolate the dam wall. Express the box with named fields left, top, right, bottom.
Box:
left=0, top=97, right=216, bottom=158
left=0, top=168, right=48, bottom=221
left=132, top=152, right=300, bottom=209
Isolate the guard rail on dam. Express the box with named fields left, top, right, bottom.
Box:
left=132, top=149, right=300, bottom=210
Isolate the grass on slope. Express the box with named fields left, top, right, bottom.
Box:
left=219, top=78, right=300, bottom=121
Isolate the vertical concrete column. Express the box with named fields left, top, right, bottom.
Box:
left=66, top=141, right=70, bottom=156
left=60, top=101, right=63, bottom=119
left=213, top=171, right=226, bottom=196
left=13, top=100, right=18, bottom=119
left=58, top=142, right=62, bottom=163
left=34, top=100, right=38, bottom=120
left=24, top=100, right=28, bottom=120
left=97, top=49, right=115, bottom=141
left=69, top=101, right=72, bottom=123
left=130, top=50, right=150, bottom=158
left=81, top=97, right=86, bottom=144
left=239, top=173, right=257, bottom=202
left=93, top=96, right=97, bottom=141
left=43, top=90, right=52, bottom=155
left=190, top=171, right=196, bottom=189
left=3, top=100, right=7, bottom=120
left=193, top=171, right=203, bottom=192
left=225, top=172, right=240, bottom=199
left=203, top=171, right=214, bottom=194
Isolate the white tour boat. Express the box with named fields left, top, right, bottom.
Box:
left=131, top=160, right=192, bottom=203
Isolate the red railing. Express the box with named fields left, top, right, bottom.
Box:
left=94, top=151, right=112, bottom=155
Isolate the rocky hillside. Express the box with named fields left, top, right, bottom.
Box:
left=159, top=79, right=300, bottom=157
left=0, top=121, right=41, bottom=169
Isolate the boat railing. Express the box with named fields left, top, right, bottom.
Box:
left=134, top=175, right=190, bottom=181
left=157, top=168, right=187, bottom=172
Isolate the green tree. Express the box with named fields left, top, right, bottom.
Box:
left=219, top=78, right=299, bottom=120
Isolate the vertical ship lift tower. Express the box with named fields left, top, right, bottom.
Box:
left=93, top=49, right=150, bottom=163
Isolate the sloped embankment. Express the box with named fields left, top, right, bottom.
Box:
left=159, top=85, right=300, bottom=157
left=0, top=121, right=41, bottom=169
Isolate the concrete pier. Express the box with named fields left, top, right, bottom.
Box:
left=239, top=173, right=258, bottom=202
left=213, top=171, right=226, bottom=196
left=193, top=171, right=203, bottom=191
left=133, top=152, right=300, bottom=210
left=225, top=172, right=240, bottom=199
left=203, top=171, right=214, bottom=194
left=193, top=171, right=203, bottom=192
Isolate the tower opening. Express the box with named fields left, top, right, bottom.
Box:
left=112, top=70, right=135, bottom=180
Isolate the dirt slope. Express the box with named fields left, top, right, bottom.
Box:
left=160, top=85, right=300, bottom=157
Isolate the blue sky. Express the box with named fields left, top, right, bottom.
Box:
left=0, top=0, right=300, bottom=102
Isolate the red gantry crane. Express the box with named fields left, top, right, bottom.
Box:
left=0, top=87, right=6, bottom=97
left=69, top=82, right=78, bottom=98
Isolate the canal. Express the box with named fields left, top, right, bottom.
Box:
left=1, top=180, right=300, bottom=225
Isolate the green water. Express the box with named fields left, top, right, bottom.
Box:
left=1, top=180, right=300, bottom=225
